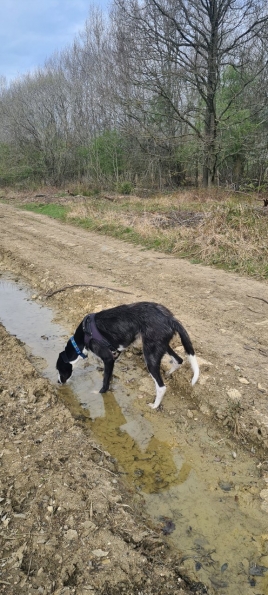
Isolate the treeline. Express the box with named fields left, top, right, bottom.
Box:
left=0, top=0, right=268, bottom=190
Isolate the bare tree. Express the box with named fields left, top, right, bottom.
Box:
left=114, top=0, right=268, bottom=187
left=1, top=1, right=268, bottom=190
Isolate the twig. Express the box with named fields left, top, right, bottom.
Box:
left=94, top=464, right=117, bottom=476
left=44, top=283, right=132, bottom=298
left=115, top=503, right=133, bottom=510
left=247, top=295, right=268, bottom=305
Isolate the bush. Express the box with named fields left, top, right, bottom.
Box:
left=118, top=181, right=133, bottom=195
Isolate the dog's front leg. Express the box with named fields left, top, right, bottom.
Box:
left=89, top=340, right=115, bottom=394
left=100, top=353, right=115, bottom=393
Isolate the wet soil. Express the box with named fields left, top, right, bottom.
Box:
left=0, top=201, right=268, bottom=594
left=1, top=323, right=200, bottom=595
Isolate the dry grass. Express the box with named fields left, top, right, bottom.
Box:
left=187, top=203, right=268, bottom=277
left=66, top=190, right=268, bottom=279
left=15, top=186, right=268, bottom=280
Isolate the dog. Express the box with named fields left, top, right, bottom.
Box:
left=56, top=301, right=199, bottom=409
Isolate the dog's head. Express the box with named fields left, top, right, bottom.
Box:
left=56, top=352, right=73, bottom=384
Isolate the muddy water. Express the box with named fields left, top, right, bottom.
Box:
left=1, top=275, right=268, bottom=595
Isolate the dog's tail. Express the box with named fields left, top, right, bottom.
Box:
left=171, top=318, right=199, bottom=386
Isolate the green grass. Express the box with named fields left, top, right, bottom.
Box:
left=22, top=203, right=68, bottom=220
left=69, top=215, right=176, bottom=253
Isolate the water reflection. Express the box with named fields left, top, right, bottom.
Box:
left=60, top=385, right=188, bottom=493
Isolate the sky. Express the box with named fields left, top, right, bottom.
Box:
left=0, top=0, right=109, bottom=84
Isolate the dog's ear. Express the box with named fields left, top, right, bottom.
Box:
left=59, top=351, right=70, bottom=364
left=56, top=353, right=70, bottom=373
left=56, top=354, right=73, bottom=384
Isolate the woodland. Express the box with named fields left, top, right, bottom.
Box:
left=0, top=0, right=268, bottom=192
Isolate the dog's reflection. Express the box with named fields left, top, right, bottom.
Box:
left=59, top=385, right=190, bottom=494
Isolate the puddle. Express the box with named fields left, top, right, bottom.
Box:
left=1, top=274, right=268, bottom=595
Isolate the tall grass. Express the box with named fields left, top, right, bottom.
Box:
left=185, top=202, right=268, bottom=277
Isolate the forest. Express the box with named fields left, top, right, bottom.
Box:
left=0, top=0, right=268, bottom=191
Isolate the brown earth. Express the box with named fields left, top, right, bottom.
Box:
left=0, top=200, right=268, bottom=595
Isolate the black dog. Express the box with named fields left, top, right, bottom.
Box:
left=56, top=302, right=199, bottom=409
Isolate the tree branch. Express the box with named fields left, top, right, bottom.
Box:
left=44, top=284, right=132, bottom=298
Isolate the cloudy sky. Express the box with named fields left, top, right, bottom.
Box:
left=1, top=0, right=109, bottom=84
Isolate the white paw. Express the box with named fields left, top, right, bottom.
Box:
left=148, top=402, right=157, bottom=409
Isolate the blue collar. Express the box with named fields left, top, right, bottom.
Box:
left=70, top=336, right=87, bottom=359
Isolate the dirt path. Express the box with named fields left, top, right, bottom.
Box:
left=0, top=202, right=268, bottom=445
left=0, top=201, right=268, bottom=595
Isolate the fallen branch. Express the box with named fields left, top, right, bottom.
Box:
left=44, top=283, right=132, bottom=298
left=247, top=295, right=268, bottom=305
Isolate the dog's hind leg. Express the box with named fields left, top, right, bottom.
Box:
left=166, top=345, right=183, bottom=376
left=142, top=342, right=166, bottom=409
left=149, top=378, right=166, bottom=409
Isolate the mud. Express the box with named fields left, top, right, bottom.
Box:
left=0, top=201, right=268, bottom=594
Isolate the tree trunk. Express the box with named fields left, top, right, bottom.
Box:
left=202, top=107, right=217, bottom=188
